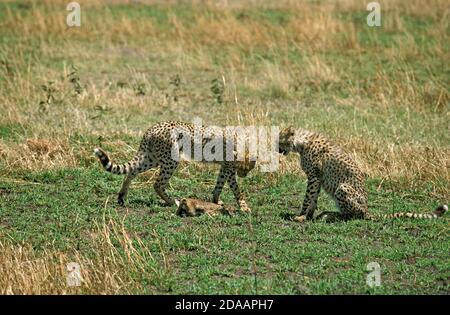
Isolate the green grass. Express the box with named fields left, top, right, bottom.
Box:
left=0, top=0, right=448, bottom=294
left=1, top=167, right=448, bottom=294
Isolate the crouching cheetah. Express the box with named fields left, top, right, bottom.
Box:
left=278, top=127, right=447, bottom=222
left=175, top=198, right=235, bottom=217
left=94, top=121, right=256, bottom=212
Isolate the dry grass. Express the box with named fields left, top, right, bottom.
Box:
left=0, top=0, right=448, bottom=295
left=0, top=1, right=448, bottom=191
left=0, top=215, right=167, bottom=294
left=0, top=139, right=77, bottom=171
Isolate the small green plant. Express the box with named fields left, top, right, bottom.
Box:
left=0, top=59, right=14, bottom=76
left=90, top=104, right=112, bottom=120
left=117, top=80, right=128, bottom=88
left=169, top=74, right=181, bottom=101
left=170, top=74, right=181, bottom=88
left=67, top=65, right=83, bottom=95
left=134, top=82, right=146, bottom=96
left=38, top=81, right=56, bottom=111
left=211, top=78, right=225, bottom=104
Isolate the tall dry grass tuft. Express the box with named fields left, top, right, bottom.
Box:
left=363, top=69, right=450, bottom=111
left=0, top=138, right=77, bottom=172
left=0, top=215, right=168, bottom=294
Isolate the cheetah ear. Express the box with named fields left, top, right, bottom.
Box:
left=175, top=199, right=181, bottom=207
left=282, top=126, right=295, bottom=137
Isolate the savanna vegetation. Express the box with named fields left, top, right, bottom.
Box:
left=0, top=0, right=448, bottom=294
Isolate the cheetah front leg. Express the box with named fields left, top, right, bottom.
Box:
left=295, top=176, right=321, bottom=222
left=212, top=165, right=250, bottom=212
left=212, top=166, right=228, bottom=204
left=227, top=174, right=251, bottom=212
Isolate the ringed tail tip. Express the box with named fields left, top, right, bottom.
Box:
left=94, top=147, right=102, bottom=157
left=433, top=204, right=448, bottom=217
left=94, top=147, right=112, bottom=171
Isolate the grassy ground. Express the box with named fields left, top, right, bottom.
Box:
left=0, top=0, right=448, bottom=294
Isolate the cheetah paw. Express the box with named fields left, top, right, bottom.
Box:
left=160, top=200, right=176, bottom=207
left=293, top=215, right=307, bottom=223
left=239, top=202, right=252, bottom=213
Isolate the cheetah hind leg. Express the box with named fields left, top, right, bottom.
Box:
left=118, top=173, right=136, bottom=206
left=118, top=158, right=158, bottom=206
left=333, top=184, right=367, bottom=221
left=307, top=184, right=368, bottom=222
left=314, top=211, right=345, bottom=222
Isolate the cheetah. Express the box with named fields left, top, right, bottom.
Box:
left=278, top=126, right=447, bottom=222
left=94, top=121, right=256, bottom=212
left=175, top=198, right=235, bottom=217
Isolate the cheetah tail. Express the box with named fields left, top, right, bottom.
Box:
left=380, top=204, right=448, bottom=220
left=94, top=147, right=137, bottom=175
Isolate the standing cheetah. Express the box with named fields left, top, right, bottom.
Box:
left=94, top=121, right=256, bottom=211
left=278, top=127, right=447, bottom=222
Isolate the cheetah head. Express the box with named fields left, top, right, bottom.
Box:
left=278, top=126, right=295, bottom=155
left=175, top=198, right=196, bottom=217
